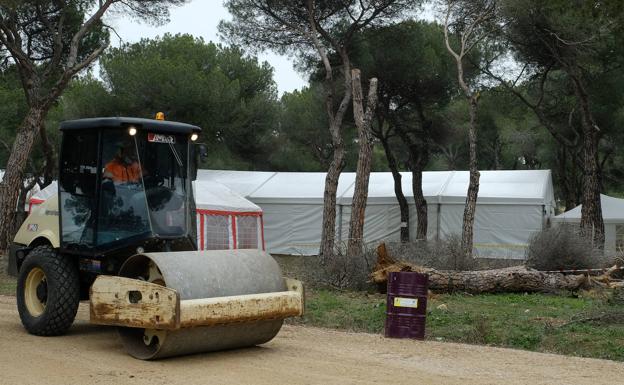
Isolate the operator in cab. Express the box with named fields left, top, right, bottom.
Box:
left=99, top=138, right=151, bottom=241
left=103, top=141, right=142, bottom=184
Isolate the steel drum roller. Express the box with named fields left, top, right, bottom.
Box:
left=116, top=250, right=287, bottom=359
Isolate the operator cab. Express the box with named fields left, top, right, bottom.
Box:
left=58, top=117, right=201, bottom=258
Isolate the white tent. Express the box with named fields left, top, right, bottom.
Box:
left=28, top=182, right=57, bottom=210
left=200, top=169, right=556, bottom=259
left=552, top=194, right=624, bottom=255
left=196, top=170, right=276, bottom=197
left=248, top=172, right=356, bottom=254
left=0, top=170, right=47, bottom=211
left=337, top=171, right=452, bottom=245
left=29, top=180, right=265, bottom=251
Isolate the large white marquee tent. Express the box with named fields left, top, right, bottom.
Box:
left=198, top=169, right=556, bottom=259
left=553, top=194, right=624, bottom=255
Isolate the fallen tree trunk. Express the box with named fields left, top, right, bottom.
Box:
left=373, top=263, right=589, bottom=294
left=425, top=266, right=588, bottom=294
left=371, top=243, right=593, bottom=294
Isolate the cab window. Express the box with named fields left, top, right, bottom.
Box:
left=59, top=131, right=98, bottom=247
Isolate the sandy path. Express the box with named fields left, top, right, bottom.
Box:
left=0, top=295, right=622, bottom=385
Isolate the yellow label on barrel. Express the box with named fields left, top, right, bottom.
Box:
left=393, top=297, right=418, bottom=308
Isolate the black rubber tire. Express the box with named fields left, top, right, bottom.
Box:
left=16, top=246, right=80, bottom=336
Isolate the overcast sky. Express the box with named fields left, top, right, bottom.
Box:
left=105, top=1, right=308, bottom=95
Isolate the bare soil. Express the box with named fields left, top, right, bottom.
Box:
left=0, top=295, right=622, bottom=385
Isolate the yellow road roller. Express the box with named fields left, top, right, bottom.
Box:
left=7, top=117, right=303, bottom=359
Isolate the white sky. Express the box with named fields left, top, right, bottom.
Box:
left=105, top=0, right=308, bottom=95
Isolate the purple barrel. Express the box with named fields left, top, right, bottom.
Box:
left=385, top=271, right=428, bottom=340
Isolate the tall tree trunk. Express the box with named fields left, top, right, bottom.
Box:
left=412, top=101, right=431, bottom=241
left=379, top=135, right=410, bottom=243
left=319, top=76, right=353, bottom=260
left=443, top=1, right=489, bottom=258
left=580, top=127, right=603, bottom=244
left=569, top=72, right=604, bottom=245
left=462, top=96, right=480, bottom=258
left=394, top=126, right=429, bottom=242
left=557, top=148, right=572, bottom=211
left=347, top=70, right=378, bottom=258
left=0, top=107, right=44, bottom=250
left=556, top=146, right=582, bottom=211
left=320, top=128, right=346, bottom=260
left=307, top=20, right=352, bottom=261
left=412, top=168, right=428, bottom=240
left=305, top=0, right=354, bottom=261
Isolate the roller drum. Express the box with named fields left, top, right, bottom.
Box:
left=117, top=249, right=286, bottom=359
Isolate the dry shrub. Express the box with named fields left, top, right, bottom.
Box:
left=297, top=236, right=475, bottom=290
left=611, top=287, right=624, bottom=305
left=466, top=314, right=490, bottom=344
left=525, top=226, right=605, bottom=271
left=375, top=236, right=477, bottom=271
left=304, top=243, right=374, bottom=290
left=439, top=235, right=477, bottom=271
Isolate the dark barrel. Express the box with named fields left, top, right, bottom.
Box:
left=385, top=272, right=428, bottom=340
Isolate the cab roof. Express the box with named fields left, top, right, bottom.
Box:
left=60, top=117, right=201, bottom=134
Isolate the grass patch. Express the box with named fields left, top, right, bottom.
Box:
left=297, top=289, right=624, bottom=361
left=0, top=254, right=16, bottom=296
left=0, top=273, right=16, bottom=296
left=293, top=290, right=387, bottom=333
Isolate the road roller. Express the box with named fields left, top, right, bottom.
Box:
left=7, top=116, right=303, bottom=359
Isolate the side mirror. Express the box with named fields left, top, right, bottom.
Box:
left=191, top=143, right=208, bottom=181
left=59, top=174, right=76, bottom=194
left=198, top=144, right=208, bottom=161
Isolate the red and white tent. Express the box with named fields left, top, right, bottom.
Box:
left=193, top=180, right=264, bottom=251
left=28, top=180, right=265, bottom=251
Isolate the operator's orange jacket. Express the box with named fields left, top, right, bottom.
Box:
left=104, top=159, right=142, bottom=183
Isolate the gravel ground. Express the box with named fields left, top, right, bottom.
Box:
left=0, top=295, right=623, bottom=385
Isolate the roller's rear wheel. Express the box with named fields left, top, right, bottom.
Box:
left=16, top=246, right=80, bottom=336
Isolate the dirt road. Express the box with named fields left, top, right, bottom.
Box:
left=0, top=295, right=622, bottom=385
